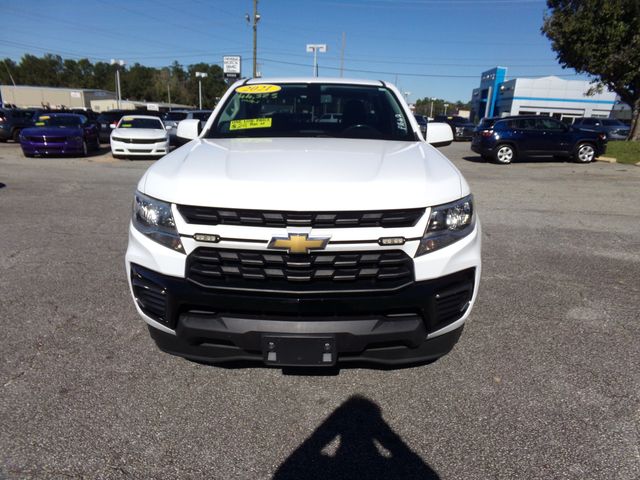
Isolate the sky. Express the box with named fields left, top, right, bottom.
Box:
left=1, top=0, right=589, bottom=103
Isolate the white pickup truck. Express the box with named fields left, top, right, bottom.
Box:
left=126, top=77, right=480, bottom=367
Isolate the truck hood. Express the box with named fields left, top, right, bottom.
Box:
left=141, top=137, right=465, bottom=211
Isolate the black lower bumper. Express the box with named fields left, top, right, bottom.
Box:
left=131, top=264, right=475, bottom=366
left=150, top=322, right=463, bottom=367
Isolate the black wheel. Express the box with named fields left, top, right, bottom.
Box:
left=494, top=144, right=515, bottom=164
left=574, top=142, right=595, bottom=163
left=81, top=140, right=88, bottom=157
left=11, top=129, right=21, bottom=142
left=93, top=137, right=100, bottom=151
left=23, top=151, right=34, bottom=158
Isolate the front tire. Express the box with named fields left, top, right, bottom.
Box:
left=12, top=129, right=21, bottom=142
left=575, top=143, right=595, bottom=163
left=81, top=140, right=88, bottom=157
left=494, top=144, right=515, bottom=164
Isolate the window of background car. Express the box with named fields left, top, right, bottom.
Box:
left=191, top=111, right=212, bottom=121
left=537, top=118, right=565, bottom=131
left=208, top=83, right=415, bottom=141
left=163, top=112, right=188, bottom=121
left=118, top=118, right=164, bottom=129
left=34, top=115, right=85, bottom=127
left=601, top=119, right=624, bottom=126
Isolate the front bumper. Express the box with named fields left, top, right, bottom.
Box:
left=132, top=262, right=473, bottom=366
left=110, top=139, right=169, bottom=157
left=126, top=219, right=481, bottom=366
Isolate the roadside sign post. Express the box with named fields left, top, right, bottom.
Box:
left=223, top=56, right=242, bottom=84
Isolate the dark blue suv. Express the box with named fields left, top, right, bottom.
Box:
left=471, top=116, right=607, bottom=164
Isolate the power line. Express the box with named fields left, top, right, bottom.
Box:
left=258, top=56, right=580, bottom=79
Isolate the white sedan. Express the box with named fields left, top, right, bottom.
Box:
left=110, top=115, right=170, bottom=159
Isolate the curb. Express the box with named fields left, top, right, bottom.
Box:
left=597, top=156, right=640, bottom=167
left=597, top=156, right=617, bottom=163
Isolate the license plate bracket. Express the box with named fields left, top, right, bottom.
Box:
left=262, top=335, right=336, bottom=366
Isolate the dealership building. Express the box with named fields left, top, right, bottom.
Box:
left=0, top=85, right=116, bottom=109
left=470, top=67, right=617, bottom=123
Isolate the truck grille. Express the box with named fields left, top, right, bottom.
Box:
left=186, top=248, right=414, bottom=292
left=177, top=205, right=424, bottom=229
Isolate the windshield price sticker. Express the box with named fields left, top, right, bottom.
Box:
left=122, top=116, right=134, bottom=121
left=39, top=116, right=50, bottom=120
left=230, top=118, right=273, bottom=130
left=235, top=84, right=281, bottom=94
left=121, top=123, right=132, bottom=128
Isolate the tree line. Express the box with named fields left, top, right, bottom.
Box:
left=1, top=54, right=229, bottom=108
left=413, top=98, right=472, bottom=118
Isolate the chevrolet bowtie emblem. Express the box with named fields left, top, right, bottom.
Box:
left=268, top=233, right=330, bottom=254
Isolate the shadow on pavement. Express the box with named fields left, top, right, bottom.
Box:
left=273, top=395, right=440, bottom=480
left=462, top=155, right=488, bottom=163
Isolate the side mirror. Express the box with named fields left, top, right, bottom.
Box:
left=110, top=124, right=116, bottom=129
left=165, top=125, right=173, bottom=130
left=426, top=122, right=454, bottom=147
left=176, top=119, right=201, bottom=141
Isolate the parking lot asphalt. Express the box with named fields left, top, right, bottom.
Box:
left=1, top=141, right=639, bottom=480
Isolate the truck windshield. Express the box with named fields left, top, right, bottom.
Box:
left=207, top=83, right=415, bottom=141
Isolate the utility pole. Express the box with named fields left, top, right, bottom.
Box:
left=252, top=0, right=260, bottom=78
left=430, top=97, right=435, bottom=118
left=339, top=32, right=346, bottom=77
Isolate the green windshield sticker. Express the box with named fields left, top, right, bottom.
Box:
left=35, top=122, right=45, bottom=126
left=230, top=118, right=273, bottom=130
left=120, top=123, right=132, bottom=128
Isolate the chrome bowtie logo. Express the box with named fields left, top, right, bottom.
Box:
left=268, top=233, right=330, bottom=254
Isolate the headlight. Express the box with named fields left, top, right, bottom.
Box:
left=455, top=127, right=464, bottom=134
left=132, top=191, right=184, bottom=253
left=416, top=194, right=474, bottom=256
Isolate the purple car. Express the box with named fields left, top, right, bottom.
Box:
left=19, top=113, right=100, bottom=157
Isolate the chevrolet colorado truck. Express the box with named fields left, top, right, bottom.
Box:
left=126, top=77, right=481, bottom=367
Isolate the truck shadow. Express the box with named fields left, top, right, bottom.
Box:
left=273, top=395, right=440, bottom=480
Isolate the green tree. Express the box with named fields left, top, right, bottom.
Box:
left=414, top=97, right=471, bottom=118
left=542, top=0, right=640, bottom=140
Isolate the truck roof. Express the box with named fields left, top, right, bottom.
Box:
left=243, top=77, right=385, bottom=87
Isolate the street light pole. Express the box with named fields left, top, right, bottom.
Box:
left=195, top=72, right=208, bottom=109
left=444, top=103, right=449, bottom=115
left=430, top=97, right=435, bottom=118
left=110, top=59, right=125, bottom=110
left=306, top=44, right=327, bottom=77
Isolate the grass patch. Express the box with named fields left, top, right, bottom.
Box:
left=605, top=141, right=640, bottom=164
